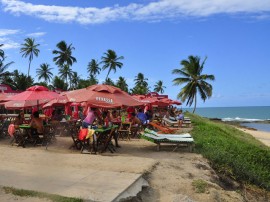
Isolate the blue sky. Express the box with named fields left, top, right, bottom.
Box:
left=0, top=0, right=270, bottom=107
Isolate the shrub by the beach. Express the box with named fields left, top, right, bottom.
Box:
left=188, top=113, right=270, bottom=190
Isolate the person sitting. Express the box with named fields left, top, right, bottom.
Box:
left=145, top=110, right=153, bottom=122
left=14, top=111, right=25, bottom=129
left=29, top=111, right=44, bottom=143
left=136, top=108, right=149, bottom=125
left=78, top=107, right=85, bottom=120
left=130, top=112, right=141, bottom=127
left=177, top=110, right=184, bottom=127
left=110, top=110, right=121, bottom=124
left=52, top=109, right=63, bottom=121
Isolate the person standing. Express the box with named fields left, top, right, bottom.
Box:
left=177, top=110, right=184, bottom=128
left=82, top=108, right=100, bottom=128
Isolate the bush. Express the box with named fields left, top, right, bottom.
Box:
left=188, top=113, right=270, bottom=190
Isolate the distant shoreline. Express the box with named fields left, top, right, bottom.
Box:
left=209, top=118, right=270, bottom=146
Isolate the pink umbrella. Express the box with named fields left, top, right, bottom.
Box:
left=4, top=85, right=59, bottom=109
left=65, top=84, right=143, bottom=108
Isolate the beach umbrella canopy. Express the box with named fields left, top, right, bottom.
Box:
left=42, top=93, right=71, bottom=109
left=64, top=84, right=143, bottom=108
left=159, top=98, right=181, bottom=105
left=0, top=93, right=15, bottom=102
left=4, top=85, right=59, bottom=109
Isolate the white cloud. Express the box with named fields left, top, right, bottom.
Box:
left=0, top=37, right=20, bottom=49
left=1, top=0, right=270, bottom=24
left=0, top=28, right=20, bottom=37
left=26, top=32, right=46, bottom=37
left=0, top=29, right=21, bottom=49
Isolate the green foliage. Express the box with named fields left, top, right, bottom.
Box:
left=3, top=187, right=83, bottom=202
left=188, top=113, right=270, bottom=190
left=172, top=55, right=215, bottom=113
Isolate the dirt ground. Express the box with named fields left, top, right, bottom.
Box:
left=0, top=127, right=269, bottom=202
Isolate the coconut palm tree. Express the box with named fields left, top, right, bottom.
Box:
left=172, top=55, right=215, bottom=113
left=131, top=73, right=150, bottom=95
left=12, top=70, right=34, bottom=90
left=20, top=38, right=40, bottom=77
left=87, top=59, right=101, bottom=77
left=88, top=75, right=98, bottom=86
left=52, top=40, right=77, bottom=68
left=36, top=63, right=53, bottom=84
left=116, top=76, right=128, bottom=92
left=101, top=49, right=124, bottom=80
left=130, top=85, right=150, bottom=95
left=0, top=44, right=4, bottom=62
left=134, top=72, right=148, bottom=87
left=70, top=71, right=80, bottom=90
left=0, top=57, right=13, bottom=83
left=103, top=78, right=115, bottom=86
left=59, top=64, right=74, bottom=89
left=154, top=80, right=166, bottom=94
left=52, top=76, right=67, bottom=91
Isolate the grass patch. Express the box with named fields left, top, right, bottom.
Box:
left=192, top=179, right=208, bottom=193
left=187, top=113, right=270, bottom=190
left=3, top=187, right=83, bottom=202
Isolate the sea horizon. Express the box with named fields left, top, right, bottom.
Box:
left=182, top=106, right=270, bottom=132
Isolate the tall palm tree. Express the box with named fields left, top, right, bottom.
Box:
left=52, top=40, right=77, bottom=68
left=172, top=55, right=215, bottom=113
left=20, top=38, right=40, bottom=77
left=36, top=63, right=53, bottom=84
left=87, top=59, right=101, bottom=76
left=154, top=80, right=166, bottom=94
left=101, top=49, right=124, bottom=80
left=134, top=72, right=148, bottom=87
left=70, top=71, right=80, bottom=90
left=59, top=64, right=73, bottom=89
left=116, top=76, right=128, bottom=92
left=132, top=73, right=150, bottom=95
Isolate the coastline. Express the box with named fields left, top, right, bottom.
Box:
left=236, top=127, right=270, bottom=147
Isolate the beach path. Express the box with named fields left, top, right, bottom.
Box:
left=0, top=144, right=156, bottom=202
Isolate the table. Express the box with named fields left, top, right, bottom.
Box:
left=118, top=122, right=131, bottom=140
left=94, top=125, right=119, bottom=153
left=18, top=124, right=52, bottom=147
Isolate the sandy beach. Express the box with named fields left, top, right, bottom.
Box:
left=236, top=127, right=270, bottom=147
left=0, top=126, right=269, bottom=202
left=0, top=131, right=248, bottom=202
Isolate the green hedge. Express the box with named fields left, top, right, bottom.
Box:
left=188, top=113, right=270, bottom=190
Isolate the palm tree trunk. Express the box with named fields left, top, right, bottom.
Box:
left=105, top=69, right=111, bottom=81
left=193, top=94, right=197, bottom=113
left=27, top=60, right=32, bottom=78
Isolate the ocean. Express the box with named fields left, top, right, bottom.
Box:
left=183, top=106, right=270, bottom=132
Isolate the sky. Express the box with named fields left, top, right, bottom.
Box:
left=0, top=0, right=270, bottom=108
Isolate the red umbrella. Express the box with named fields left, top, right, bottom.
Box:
left=4, top=85, right=59, bottom=109
left=0, top=93, right=15, bottom=102
left=42, top=93, right=71, bottom=109
left=65, top=84, right=143, bottom=108
left=159, top=98, right=181, bottom=105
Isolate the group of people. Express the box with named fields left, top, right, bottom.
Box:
left=8, top=110, right=45, bottom=143
left=81, top=106, right=154, bottom=130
